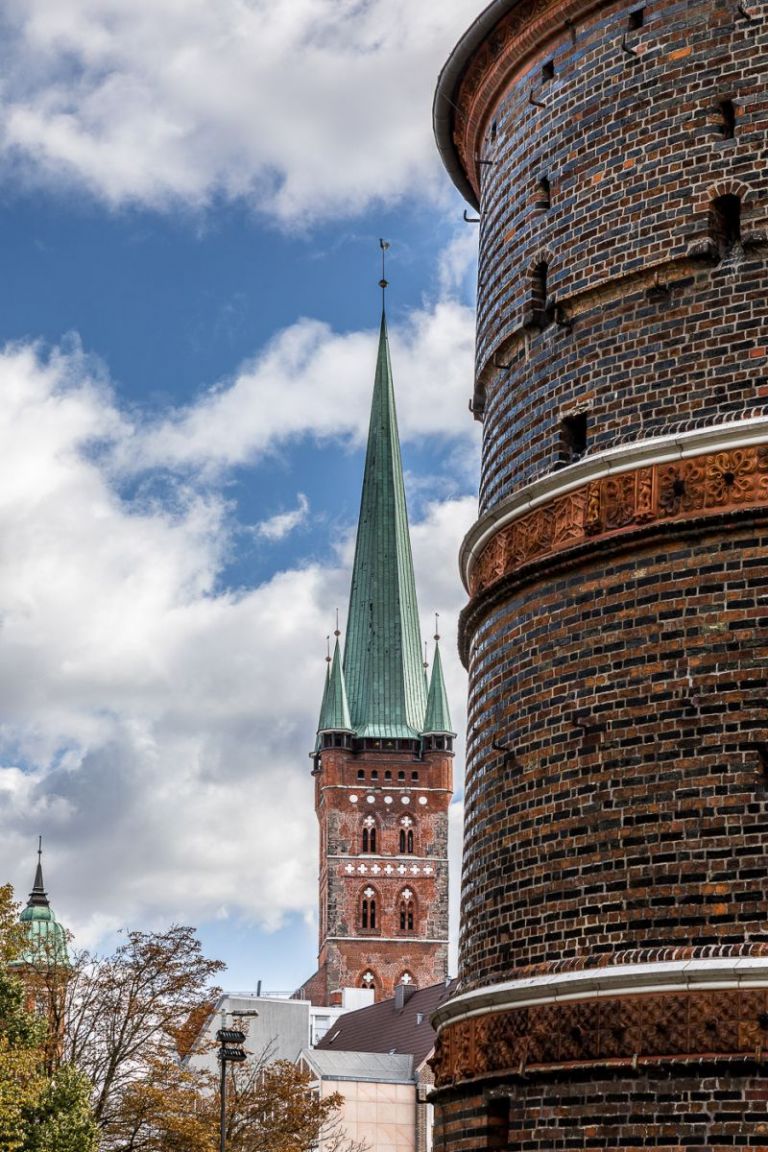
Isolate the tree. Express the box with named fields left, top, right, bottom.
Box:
left=110, top=1051, right=366, bottom=1152
left=62, top=925, right=224, bottom=1147
left=0, top=885, right=97, bottom=1152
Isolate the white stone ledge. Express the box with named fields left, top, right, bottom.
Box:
left=461, top=415, right=768, bottom=591
left=432, top=957, right=768, bottom=1030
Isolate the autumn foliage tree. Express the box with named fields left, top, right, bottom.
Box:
left=0, top=884, right=97, bottom=1152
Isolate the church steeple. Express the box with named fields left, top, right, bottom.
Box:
left=341, top=309, right=427, bottom=740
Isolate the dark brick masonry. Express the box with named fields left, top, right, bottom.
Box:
left=431, top=0, right=768, bottom=1143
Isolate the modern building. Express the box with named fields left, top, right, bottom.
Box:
left=431, top=0, right=768, bottom=1147
left=297, top=301, right=455, bottom=1006
left=302, top=978, right=456, bottom=1152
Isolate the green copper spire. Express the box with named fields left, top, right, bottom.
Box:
left=318, top=633, right=353, bottom=734
left=342, top=310, right=428, bottom=739
left=423, top=632, right=454, bottom=736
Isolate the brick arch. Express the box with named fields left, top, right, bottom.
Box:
left=358, top=967, right=380, bottom=993
left=697, top=178, right=755, bottom=214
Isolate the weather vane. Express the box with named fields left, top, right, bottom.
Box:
left=379, top=238, right=390, bottom=305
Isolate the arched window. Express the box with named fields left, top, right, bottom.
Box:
left=361, top=816, right=377, bottom=853
left=360, top=969, right=377, bottom=990
left=399, top=888, right=415, bottom=932
left=399, top=816, right=415, bottom=854
left=360, top=886, right=377, bottom=931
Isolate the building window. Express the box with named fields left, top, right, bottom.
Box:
left=717, top=99, right=736, bottom=139
left=531, top=261, right=553, bottom=329
left=360, top=969, right=377, bottom=989
left=362, top=817, right=377, bottom=853
left=559, top=413, right=588, bottom=464
left=541, top=59, right=555, bottom=82
left=536, top=176, right=551, bottom=211
left=486, top=1098, right=510, bottom=1150
left=627, top=6, right=644, bottom=29
left=710, top=194, right=741, bottom=258
left=361, top=887, right=377, bottom=931
left=399, top=889, right=415, bottom=932
left=399, top=816, right=414, bottom=854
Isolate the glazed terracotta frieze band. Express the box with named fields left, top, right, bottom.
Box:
left=460, top=420, right=768, bottom=598
left=429, top=959, right=768, bottom=1087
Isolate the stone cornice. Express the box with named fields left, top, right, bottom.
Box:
left=460, top=417, right=768, bottom=594
left=433, top=958, right=768, bottom=1030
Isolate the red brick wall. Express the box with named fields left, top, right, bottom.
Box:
left=315, top=746, right=452, bottom=1002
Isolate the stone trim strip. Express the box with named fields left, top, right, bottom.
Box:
left=460, top=419, right=768, bottom=594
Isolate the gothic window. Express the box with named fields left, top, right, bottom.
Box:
left=399, top=888, right=415, bottom=932
left=398, top=970, right=415, bottom=988
left=360, top=886, right=377, bottom=931
left=399, top=815, right=415, bottom=854
left=361, top=816, right=377, bottom=853
left=360, top=969, right=377, bottom=990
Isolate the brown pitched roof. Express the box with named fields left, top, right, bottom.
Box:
left=314, top=979, right=457, bottom=1070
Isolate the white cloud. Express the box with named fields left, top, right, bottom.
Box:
left=128, top=298, right=477, bottom=475
left=0, top=0, right=481, bottom=223
left=0, top=337, right=474, bottom=958
left=256, top=492, right=310, bottom=542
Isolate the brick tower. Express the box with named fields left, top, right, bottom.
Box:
left=299, top=303, right=454, bottom=1006
left=430, top=0, right=768, bottom=1147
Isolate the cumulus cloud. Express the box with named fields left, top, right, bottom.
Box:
left=0, top=335, right=474, bottom=954
left=256, top=493, right=310, bottom=541
left=128, top=298, right=476, bottom=475
left=0, top=0, right=480, bottom=223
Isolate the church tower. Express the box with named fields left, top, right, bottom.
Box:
left=300, top=300, right=454, bottom=1006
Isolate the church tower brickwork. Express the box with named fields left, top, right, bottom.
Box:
left=300, top=309, right=454, bottom=1007
left=431, top=0, right=768, bottom=1147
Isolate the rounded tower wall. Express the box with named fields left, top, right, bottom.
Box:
left=459, top=0, right=767, bottom=509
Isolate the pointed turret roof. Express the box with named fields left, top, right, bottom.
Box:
left=318, top=635, right=353, bottom=734
left=423, top=635, right=455, bottom=736
left=342, top=312, right=428, bottom=740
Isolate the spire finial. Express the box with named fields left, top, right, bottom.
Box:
left=335, top=608, right=340, bottom=638
left=38, top=835, right=42, bottom=862
left=326, top=635, right=331, bottom=664
left=379, top=238, right=390, bottom=309
left=28, top=837, right=49, bottom=908
left=434, top=611, right=440, bottom=642
left=423, top=640, right=429, bottom=670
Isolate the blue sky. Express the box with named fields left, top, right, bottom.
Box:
left=0, top=0, right=481, bottom=991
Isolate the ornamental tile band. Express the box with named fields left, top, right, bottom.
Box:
left=429, top=986, right=768, bottom=1087
left=469, top=445, right=768, bottom=597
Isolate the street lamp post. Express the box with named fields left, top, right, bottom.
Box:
left=217, top=1010, right=258, bottom=1152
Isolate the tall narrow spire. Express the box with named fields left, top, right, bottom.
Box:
left=28, top=835, right=49, bottom=909
left=318, top=632, right=353, bottom=734
left=342, top=308, right=427, bottom=739
left=423, top=631, right=454, bottom=736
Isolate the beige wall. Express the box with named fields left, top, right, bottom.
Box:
left=321, top=1079, right=416, bottom=1152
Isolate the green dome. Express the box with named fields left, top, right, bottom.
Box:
left=18, top=902, right=69, bottom=965
left=13, top=844, right=70, bottom=967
